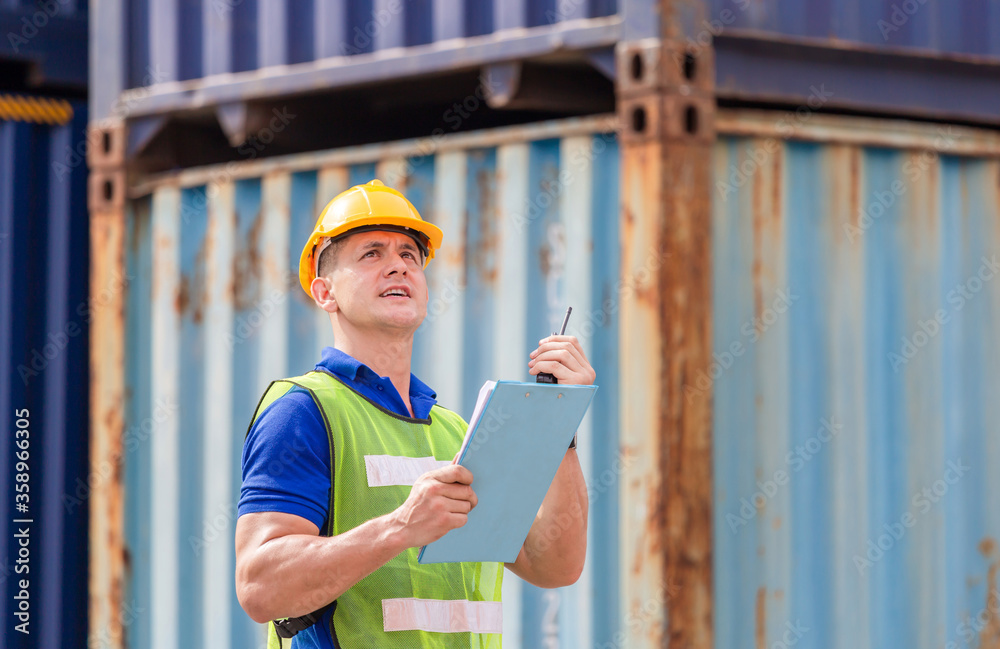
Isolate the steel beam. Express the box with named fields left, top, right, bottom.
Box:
left=714, top=31, right=1000, bottom=126
left=617, top=1, right=714, bottom=647
left=87, top=180, right=128, bottom=649
left=116, top=19, right=622, bottom=118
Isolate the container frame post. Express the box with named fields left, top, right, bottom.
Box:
left=617, top=0, right=715, bottom=646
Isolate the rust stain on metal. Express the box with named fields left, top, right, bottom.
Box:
left=90, top=207, right=127, bottom=649
left=661, top=140, right=714, bottom=648
left=756, top=587, right=766, bottom=649
left=619, top=13, right=715, bottom=646
left=176, top=241, right=207, bottom=324
left=475, top=165, right=498, bottom=286
left=772, top=516, right=781, bottom=530
left=176, top=275, right=190, bottom=315
left=752, top=140, right=784, bottom=322
left=538, top=243, right=552, bottom=277
left=233, top=208, right=264, bottom=310
left=751, top=145, right=764, bottom=322
left=771, top=146, right=782, bottom=233
left=849, top=147, right=860, bottom=231
left=191, top=240, right=208, bottom=324
left=980, top=537, right=1000, bottom=649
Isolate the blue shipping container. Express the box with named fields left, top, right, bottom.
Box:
left=0, top=97, right=91, bottom=649
left=101, top=110, right=1000, bottom=649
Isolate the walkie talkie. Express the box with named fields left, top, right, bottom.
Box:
left=536, top=307, right=572, bottom=384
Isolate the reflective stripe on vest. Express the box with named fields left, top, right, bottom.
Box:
left=382, top=598, right=503, bottom=634
left=364, top=454, right=451, bottom=487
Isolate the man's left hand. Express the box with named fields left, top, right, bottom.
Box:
left=528, top=335, right=596, bottom=386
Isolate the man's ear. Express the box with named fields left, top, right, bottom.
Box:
left=310, top=276, right=338, bottom=313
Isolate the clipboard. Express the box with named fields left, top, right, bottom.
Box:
left=417, top=380, right=598, bottom=564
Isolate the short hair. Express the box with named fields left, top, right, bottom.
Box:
left=316, top=237, right=347, bottom=279
left=316, top=231, right=426, bottom=279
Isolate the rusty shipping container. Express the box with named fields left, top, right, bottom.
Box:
left=87, top=109, right=1000, bottom=649
left=86, top=1, right=1000, bottom=648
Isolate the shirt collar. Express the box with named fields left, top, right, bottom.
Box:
left=316, top=346, right=437, bottom=400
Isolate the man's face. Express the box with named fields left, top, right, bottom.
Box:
left=325, top=229, right=429, bottom=333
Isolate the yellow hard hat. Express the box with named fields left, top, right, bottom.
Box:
left=298, top=179, right=444, bottom=296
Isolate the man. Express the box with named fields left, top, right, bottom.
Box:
left=235, top=179, right=595, bottom=648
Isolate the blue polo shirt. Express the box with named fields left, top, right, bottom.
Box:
left=238, top=346, right=438, bottom=648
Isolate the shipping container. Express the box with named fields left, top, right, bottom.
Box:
left=705, top=0, right=1000, bottom=57
left=97, top=110, right=1000, bottom=649
left=89, top=0, right=1000, bottom=179
left=711, top=110, right=1000, bottom=649
left=87, top=1, right=1000, bottom=648
left=0, top=0, right=88, bottom=90
left=117, top=114, right=621, bottom=649
left=0, top=96, right=91, bottom=649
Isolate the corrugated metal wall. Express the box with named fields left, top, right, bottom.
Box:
left=0, top=101, right=91, bottom=649
left=118, top=111, right=1000, bottom=649
left=713, top=116, right=1000, bottom=649
left=121, top=116, right=622, bottom=649
left=0, top=1, right=88, bottom=89
left=706, top=0, right=1000, bottom=58
left=123, top=0, right=620, bottom=86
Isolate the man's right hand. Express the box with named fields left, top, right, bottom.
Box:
left=390, top=464, right=478, bottom=548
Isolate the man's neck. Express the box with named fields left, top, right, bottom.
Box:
left=333, top=326, right=416, bottom=417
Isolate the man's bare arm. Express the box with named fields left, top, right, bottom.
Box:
left=505, top=449, right=588, bottom=588
left=235, top=463, right=477, bottom=623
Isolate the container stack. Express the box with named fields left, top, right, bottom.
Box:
left=0, top=3, right=89, bottom=649
left=82, top=2, right=1000, bottom=649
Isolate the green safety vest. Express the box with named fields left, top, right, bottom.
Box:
left=249, top=369, right=504, bottom=649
